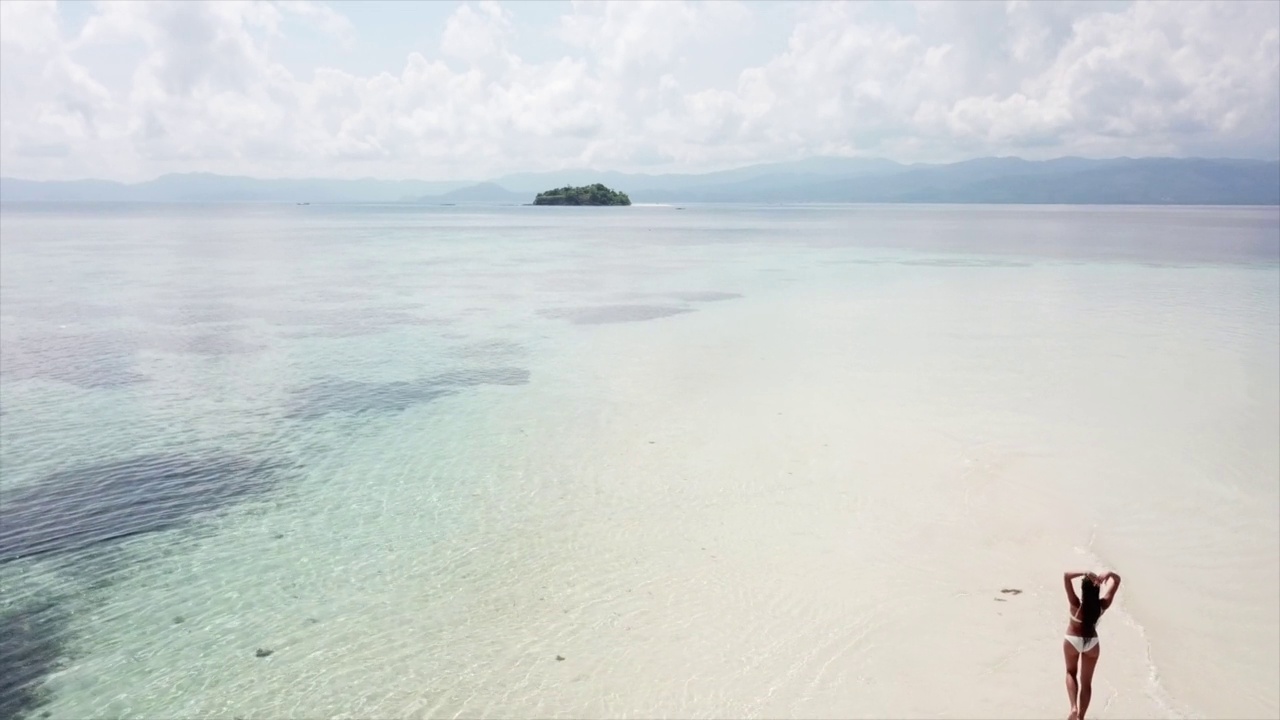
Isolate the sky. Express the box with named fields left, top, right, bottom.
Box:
left=0, top=0, right=1277, bottom=182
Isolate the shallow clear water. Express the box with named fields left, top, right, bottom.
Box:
left=1, top=203, right=1277, bottom=719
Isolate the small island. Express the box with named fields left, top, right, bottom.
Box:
left=533, top=183, right=631, bottom=206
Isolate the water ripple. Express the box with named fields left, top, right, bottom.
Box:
left=286, top=368, right=531, bottom=419
left=0, top=599, right=68, bottom=720
left=0, top=453, right=295, bottom=563
left=540, top=305, right=695, bottom=325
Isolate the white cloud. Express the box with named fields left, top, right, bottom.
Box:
left=0, top=0, right=59, bottom=52
left=558, top=0, right=751, bottom=79
left=277, top=0, right=356, bottom=48
left=440, top=0, right=512, bottom=67
left=0, top=0, right=1275, bottom=181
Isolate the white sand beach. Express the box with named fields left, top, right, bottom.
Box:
left=428, top=279, right=1187, bottom=719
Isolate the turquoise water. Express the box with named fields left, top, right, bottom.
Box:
left=1, top=203, right=1277, bottom=719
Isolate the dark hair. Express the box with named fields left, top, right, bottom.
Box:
left=1079, top=577, right=1103, bottom=633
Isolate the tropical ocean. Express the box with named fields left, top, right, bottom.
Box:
left=1, top=202, right=1277, bottom=720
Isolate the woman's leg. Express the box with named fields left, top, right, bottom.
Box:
left=1062, top=640, right=1080, bottom=719
left=1077, top=645, right=1101, bottom=719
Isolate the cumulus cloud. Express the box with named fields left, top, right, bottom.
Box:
left=558, top=0, right=752, bottom=80
left=0, top=0, right=1275, bottom=181
left=440, top=0, right=512, bottom=67
left=277, top=0, right=356, bottom=47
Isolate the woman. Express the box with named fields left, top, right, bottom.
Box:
left=1063, top=569, right=1121, bottom=720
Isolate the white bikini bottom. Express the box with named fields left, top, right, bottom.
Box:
left=1065, top=635, right=1099, bottom=653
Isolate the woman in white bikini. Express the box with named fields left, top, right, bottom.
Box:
left=1063, top=569, right=1121, bottom=720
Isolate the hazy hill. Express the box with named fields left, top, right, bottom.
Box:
left=0, top=173, right=468, bottom=203
left=625, top=157, right=1280, bottom=205
left=417, top=182, right=527, bottom=204
left=490, top=156, right=902, bottom=195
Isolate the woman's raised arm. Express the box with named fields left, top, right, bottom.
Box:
left=1063, top=571, right=1084, bottom=605
left=1101, top=571, right=1122, bottom=605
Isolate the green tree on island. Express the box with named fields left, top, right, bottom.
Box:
left=533, top=183, right=631, bottom=206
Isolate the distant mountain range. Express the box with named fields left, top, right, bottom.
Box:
left=428, top=182, right=527, bottom=204
left=0, top=173, right=469, bottom=203
left=2, top=157, right=1277, bottom=205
